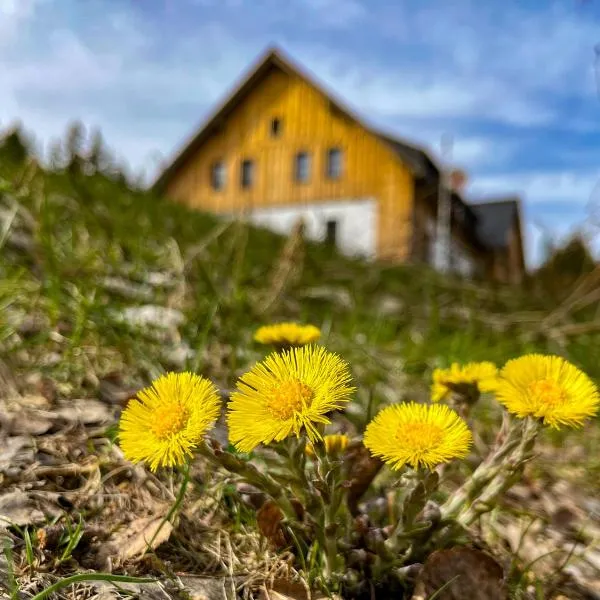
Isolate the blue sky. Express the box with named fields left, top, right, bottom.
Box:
left=2, top=0, right=600, bottom=265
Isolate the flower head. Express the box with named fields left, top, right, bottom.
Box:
left=306, top=433, right=350, bottom=458
left=119, top=372, right=221, bottom=471
left=227, top=345, right=354, bottom=453
left=431, top=361, right=499, bottom=402
left=254, top=322, right=321, bottom=347
left=363, top=402, right=472, bottom=471
left=494, top=354, right=599, bottom=429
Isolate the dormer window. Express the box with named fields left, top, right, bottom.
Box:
left=210, top=160, right=226, bottom=190
left=270, top=118, right=282, bottom=138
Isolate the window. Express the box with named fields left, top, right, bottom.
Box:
left=325, top=219, right=337, bottom=245
left=326, top=148, right=342, bottom=179
left=294, top=151, right=311, bottom=183
left=270, top=118, right=282, bottom=138
left=240, top=159, right=254, bottom=189
left=210, top=160, right=226, bottom=190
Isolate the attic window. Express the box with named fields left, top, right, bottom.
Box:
left=270, top=118, right=282, bottom=138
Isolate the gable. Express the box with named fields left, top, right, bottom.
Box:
left=155, top=48, right=418, bottom=193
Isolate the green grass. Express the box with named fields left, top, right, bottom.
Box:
left=1, top=142, right=600, bottom=599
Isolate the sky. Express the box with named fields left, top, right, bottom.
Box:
left=2, top=0, right=600, bottom=266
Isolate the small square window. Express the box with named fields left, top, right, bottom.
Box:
left=210, top=160, right=226, bottom=190
left=294, top=151, right=311, bottom=183
left=326, top=148, right=342, bottom=179
left=240, top=159, right=254, bottom=189
left=270, top=118, right=282, bottom=138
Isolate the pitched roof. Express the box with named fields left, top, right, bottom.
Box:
left=153, top=46, right=448, bottom=193
left=152, top=45, right=505, bottom=250
left=470, top=197, right=522, bottom=249
left=373, top=131, right=439, bottom=182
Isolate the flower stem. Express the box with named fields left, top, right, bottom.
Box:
left=143, top=462, right=190, bottom=557
left=455, top=416, right=539, bottom=527
left=197, top=440, right=299, bottom=521
left=440, top=416, right=539, bottom=524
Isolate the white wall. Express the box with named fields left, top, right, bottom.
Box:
left=240, top=198, right=378, bottom=258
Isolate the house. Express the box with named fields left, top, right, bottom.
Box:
left=154, top=46, right=525, bottom=283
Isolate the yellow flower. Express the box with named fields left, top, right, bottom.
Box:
left=254, top=322, right=321, bottom=346
left=227, top=345, right=354, bottom=453
left=363, top=402, right=472, bottom=471
left=431, top=361, right=499, bottom=402
left=306, top=433, right=350, bottom=458
left=494, top=354, right=599, bottom=428
left=119, top=372, right=221, bottom=471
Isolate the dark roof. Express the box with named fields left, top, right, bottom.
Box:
left=374, top=132, right=437, bottom=181
left=470, top=198, right=521, bottom=249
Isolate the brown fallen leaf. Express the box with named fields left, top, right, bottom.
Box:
left=343, top=441, right=383, bottom=516
left=96, top=515, right=173, bottom=568
left=0, top=490, right=49, bottom=529
left=54, top=398, right=113, bottom=425
left=259, top=577, right=311, bottom=600
left=0, top=408, right=55, bottom=435
left=256, top=499, right=304, bottom=549
left=411, top=546, right=507, bottom=600
left=0, top=436, right=34, bottom=475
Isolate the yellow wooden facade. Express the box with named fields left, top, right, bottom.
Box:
left=156, top=48, right=526, bottom=282
left=162, top=60, right=415, bottom=260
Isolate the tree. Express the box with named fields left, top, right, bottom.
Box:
left=0, top=123, right=31, bottom=165
left=47, top=137, right=65, bottom=171
left=64, top=120, right=86, bottom=175
left=87, top=127, right=112, bottom=175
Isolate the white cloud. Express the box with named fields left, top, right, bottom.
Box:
left=468, top=170, right=600, bottom=206
left=0, top=0, right=41, bottom=43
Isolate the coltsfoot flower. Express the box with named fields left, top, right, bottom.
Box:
left=254, top=322, right=321, bottom=346
left=363, top=402, right=473, bottom=471
left=119, top=372, right=221, bottom=471
left=495, top=354, right=599, bottom=428
left=227, top=345, right=354, bottom=453
left=306, top=433, right=350, bottom=458
left=431, top=361, right=499, bottom=402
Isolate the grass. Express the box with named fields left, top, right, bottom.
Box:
left=1, top=141, right=600, bottom=599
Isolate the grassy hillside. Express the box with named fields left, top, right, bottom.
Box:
left=1, top=130, right=600, bottom=599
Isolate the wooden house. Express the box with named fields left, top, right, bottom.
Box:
left=154, top=47, right=525, bottom=283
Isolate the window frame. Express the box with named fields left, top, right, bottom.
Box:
left=240, top=158, right=255, bottom=189
left=294, top=151, right=311, bottom=183
left=326, top=147, right=342, bottom=179
left=270, top=117, right=282, bottom=138
left=210, top=160, right=226, bottom=191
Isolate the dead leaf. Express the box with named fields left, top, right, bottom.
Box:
left=0, top=490, right=47, bottom=529
left=0, top=436, right=34, bottom=475
left=180, top=576, right=236, bottom=600
left=257, top=501, right=287, bottom=548
left=343, top=441, right=383, bottom=516
left=97, top=515, right=173, bottom=568
left=54, top=398, right=113, bottom=424
left=259, top=578, right=311, bottom=600
left=411, top=546, right=507, bottom=600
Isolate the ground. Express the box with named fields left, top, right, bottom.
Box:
left=1, top=153, right=600, bottom=599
